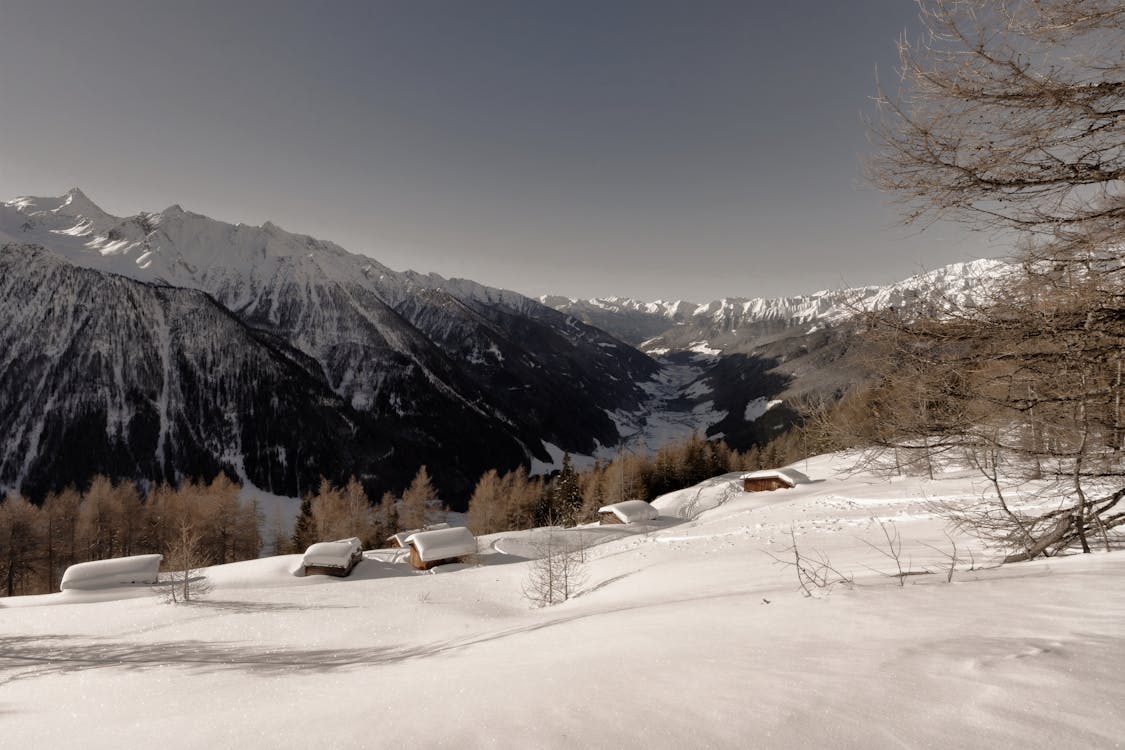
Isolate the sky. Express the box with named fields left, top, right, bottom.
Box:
left=0, top=0, right=1004, bottom=302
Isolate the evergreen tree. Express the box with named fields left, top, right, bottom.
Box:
left=291, top=493, right=316, bottom=552
left=373, top=491, right=399, bottom=545
left=550, top=453, right=583, bottom=526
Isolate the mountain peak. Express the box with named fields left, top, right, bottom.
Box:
left=50, top=188, right=113, bottom=223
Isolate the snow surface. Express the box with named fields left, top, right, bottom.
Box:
left=2, top=453, right=1123, bottom=748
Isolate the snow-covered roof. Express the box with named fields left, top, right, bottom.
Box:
left=739, top=468, right=810, bottom=486
left=597, top=499, right=659, bottom=523
left=404, top=527, right=476, bottom=562
left=388, top=523, right=449, bottom=548
left=302, top=538, right=363, bottom=567
left=59, top=554, right=163, bottom=591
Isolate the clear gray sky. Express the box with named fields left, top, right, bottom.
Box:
left=0, top=0, right=1002, bottom=301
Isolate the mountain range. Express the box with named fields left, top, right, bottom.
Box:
left=542, top=257, right=1007, bottom=353
left=0, top=189, right=1006, bottom=505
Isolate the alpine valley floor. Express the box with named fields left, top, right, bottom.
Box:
left=2, top=452, right=1122, bottom=749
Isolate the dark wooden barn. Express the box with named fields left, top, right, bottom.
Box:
left=301, top=538, right=364, bottom=577
left=404, top=527, right=477, bottom=571
left=740, top=469, right=809, bottom=493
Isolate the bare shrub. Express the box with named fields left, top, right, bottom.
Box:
left=767, top=527, right=853, bottom=597
left=160, top=519, right=212, bottom=604
left=523, top=529, right=587, bottom=607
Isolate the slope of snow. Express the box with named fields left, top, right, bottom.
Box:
left=2, top=453, right=1121, bottom=749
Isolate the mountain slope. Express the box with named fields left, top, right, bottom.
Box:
left=0, top=245, right=380, bottom=496
left=0, top=191, right=658, bottom=501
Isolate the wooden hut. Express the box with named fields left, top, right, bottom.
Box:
left=740, top=468, right=809, bottom=493
left=60, top=554, right=163, bottom=591
left=404, top=526, right=477, bottom=570
left=387, top=531, right=413, bottom=549
left=386, top=522, right=450, bottom=548
left=597, top=499, right=659, bottom=525
left=301, top=537, right=364, bottom=577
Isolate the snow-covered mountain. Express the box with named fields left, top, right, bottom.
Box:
left=0, top=190, right=657, bottom=502
left=542, top=259, right=1012, bottom=450
left=0, top=246, right=380, bottom=496
left=544, top=258, right=1010, bottom=353
left=0, top=188, right=1014, bottom=503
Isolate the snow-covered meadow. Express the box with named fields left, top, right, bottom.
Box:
left=2, top=453, right=1122, bottom=748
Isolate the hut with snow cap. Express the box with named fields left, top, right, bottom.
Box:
left=597, top=499, right=659, bottom=525
left=386, top=522, right=449, bottom=548
left=60, top=554, right=163, bottom=591
left=403, top=526, right=477, bottom=570
left=301, top=537, right=364, bottom=577
left=740, top=468, right=810, bottom=492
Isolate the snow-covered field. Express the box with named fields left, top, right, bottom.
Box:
left=2, top=454, right=1122, bottom=749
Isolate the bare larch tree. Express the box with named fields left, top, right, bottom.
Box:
left=863, top=0, right=1125, bottom=560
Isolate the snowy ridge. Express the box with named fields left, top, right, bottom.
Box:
left=688, top=258, right=1009, bottom=328
left=541, top=295, right=696, bottom=320
left=544, top=258, right=1012, bottom=354
left=3, top=190, right=544, bottom=319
